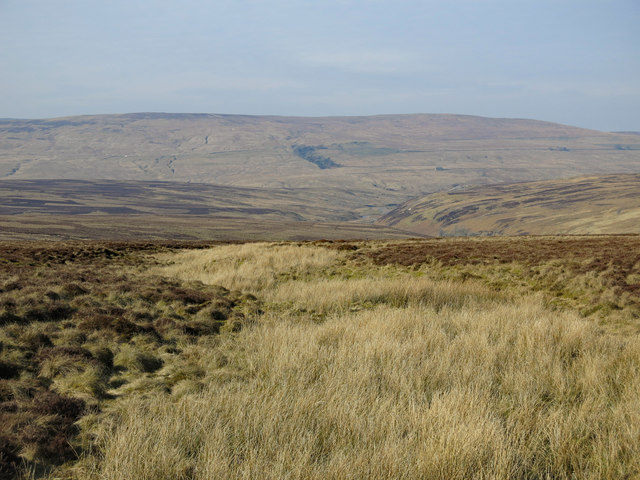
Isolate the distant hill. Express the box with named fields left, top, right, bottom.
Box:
left=2, top=113, right=640, bottom=239
left=0, top=179, right=419, bottom=241
left=0, top=179, right=371, bottom=221
left=378, top=174, right=640, bottom=236
left=1, top=113, right=640, bottom=222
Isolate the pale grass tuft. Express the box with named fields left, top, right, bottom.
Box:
left=86, top=298, right=640, bottom=479
left=268, top=275, right=500, bottom=313
left=113, top=344, right=163, bottom=373
left=51, top=364, right=108, bottom=401
left=154, top=243, right=343, bottom=292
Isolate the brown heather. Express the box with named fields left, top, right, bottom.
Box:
left=0, top=241, right=253, bottom=479
left=1, top=237, right=639, bottom=479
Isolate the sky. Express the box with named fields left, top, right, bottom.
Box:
left=1, top=0, right=639, bottom=131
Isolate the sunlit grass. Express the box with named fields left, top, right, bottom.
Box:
left=2, top=239, right=639, bottom=479
left=86, top=300, right=640, bottom=479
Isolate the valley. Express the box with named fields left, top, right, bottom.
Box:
left=2, top=113, right=640, bottom=479
left=1, top=113, right=639, bottom=239
left=380, top=173, right=640, bottom=236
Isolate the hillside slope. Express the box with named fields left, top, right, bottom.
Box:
left=2, top=113, right=639, bottom=221
left=379, top=173, right=640, bottom=236
left=0, top=179, right=418, bottom=241
left=0, top=179, right=378, bottom=221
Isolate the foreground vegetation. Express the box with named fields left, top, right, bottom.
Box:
left=1, top=237, right=639, bottom=479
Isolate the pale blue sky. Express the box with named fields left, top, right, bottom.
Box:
left=1, top=0, right=638, bottom=130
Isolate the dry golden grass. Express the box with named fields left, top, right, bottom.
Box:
left=156, top=242, right=344, bottom=292
left=83, top=300, right=640, bottom=479
left=71, top=241, right=640, bottom=480
left=3, top=240, right=639, bottom=478
left=268, top=276, right=500, bottom=314
left=158, top=243, right=502, bottom=314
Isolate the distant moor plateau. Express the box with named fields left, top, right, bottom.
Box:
left=1, top=113, right=639, bottom=239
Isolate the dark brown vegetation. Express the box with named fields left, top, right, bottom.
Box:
left=2, top=236, right=640, bottom=478
left=357, top=235, right=640, bottom=321
left=361, top=236, right=640, bottom=269
left=379, top=174, right=640, bottom=236
left=0, top=179, right=420, bottom=241
left=0, top=241, right=257, bottom=478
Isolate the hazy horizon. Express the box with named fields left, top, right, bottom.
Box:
left=2, top=111, right=637, bottom=134
left=1, top=0, right=639, bottom=131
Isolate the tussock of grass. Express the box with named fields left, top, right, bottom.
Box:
left=0, top=242, right=259, bottom=478
left=269, top=275, right=500, bottom=314
left=86, top=300, right=640, bottom=479
left=113, top=345, right=163, bottom=374
left=156, top=242, right=342, bottom=292
left=3, top=239, right=640, bottom=479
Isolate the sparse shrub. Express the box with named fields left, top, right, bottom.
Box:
left=23, top=302, right=74, bottom=323
left=165, top=286, right=211, bottom=305
left=45, top=290, right=61, bottom=301
left=18, top=331, right=53, bottom=351
left=77, top=314, right=117, bottom=331
left=128, top=310, right=154, bottom=322
left=111, top=318, right=144, bottom=337
left=37, top=346, right=94, bottom=362
left=60, top=283, right=89, bottom=299
left=114, top=346, right=163, bottom=373
left=0, top=310, right=22, bottom=326
left=1, top=390, right=86, bottom=465
left=1, top=279, right=21, bottom=292
left=153, top=316, right=179, bottom=334
left=222, top=317, right=246, bottom=333
left=91, top=347, right=114, bottom=371
left=0, top=299, right=16, bottom=311
left=8, top=378, right=46, bottom=404
left=30, top=390, right=85, bottom=419
left=0, top=401, right=17, bottom=413
left=196, top=305, right=228, bottom=321
left=19, top=418, right=77, bottom=463
left=141, top=283, right=211, bottom=306
left=0, top=361, right=19, bottom=380
left=0, top=382, right=14, bottom=402
left=185, top=319, right=225, bottom=335
left=0, top=436, right=20, bottom=480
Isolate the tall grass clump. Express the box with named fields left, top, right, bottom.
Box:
left=155, top=243, right=343, bottom=292
left=85, top=298, right=640, bottom=479
left=9, top=239, right=635, bottom=479
left=268, top=275, right=501, bottom=314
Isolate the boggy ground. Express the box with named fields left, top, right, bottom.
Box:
left=1, top=236, right=639, bottom=479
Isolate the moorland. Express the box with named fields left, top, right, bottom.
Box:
left=1, top=113, right=640, bottom=479
left=380, top=173, right=640, bottom=236
left=0, top=179, right=416, bottom=241
left=1, top=236, right=639, bottom=479
left=1, top=113, right=640, bottom=239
